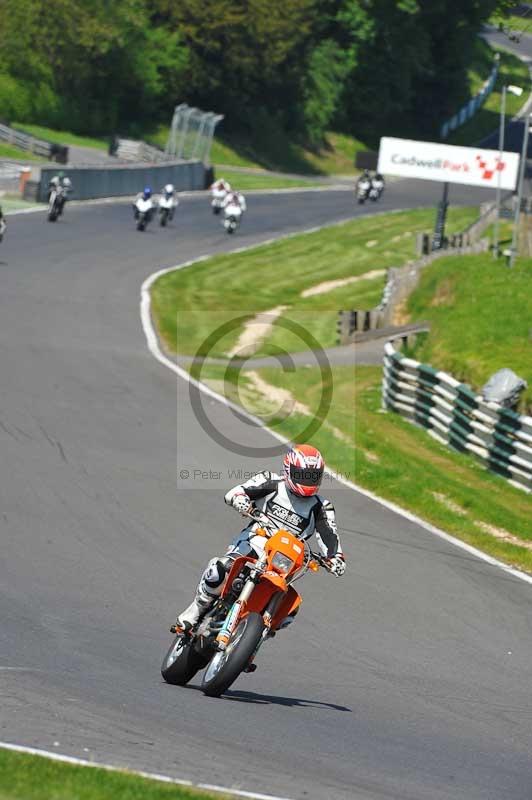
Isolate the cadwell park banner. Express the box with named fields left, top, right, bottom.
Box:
left=378, top=137, right=520, bottom=191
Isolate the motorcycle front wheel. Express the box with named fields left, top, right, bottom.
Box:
left=159, top=209, right=168, bottom=227
left=161, top=634, right=208, bottom=686
left=201, top=612, right=264, bottom=698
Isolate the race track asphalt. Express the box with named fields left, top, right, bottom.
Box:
left=1, top=184, right=532, bottom=800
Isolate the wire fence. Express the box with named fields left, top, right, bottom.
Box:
left=165, top=104, right=224, bottom=163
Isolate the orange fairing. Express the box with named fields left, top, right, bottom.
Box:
left=220, top=529, right=305, bottom=629
left=221, top=556, right=250, bottom=597
left=265, top=530, right=306, bottom=572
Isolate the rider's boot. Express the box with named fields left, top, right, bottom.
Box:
left=172, top=558, right=227, bottom=633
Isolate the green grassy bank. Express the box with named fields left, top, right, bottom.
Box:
left=0, top=749, right=232, bottom=800
left=199, top=362, right=531, bottom=572
left=150, top=207, right=477, bottom=359
left=448, top=39, right=530, bottom=146
left=150, top=207, right=531, bottom=571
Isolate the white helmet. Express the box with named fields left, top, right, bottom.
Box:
left=164, top=183, right=174, bottom=194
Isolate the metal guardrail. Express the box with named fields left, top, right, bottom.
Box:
left=336, top=235, right=489, bottom=347
left=0, top=123, right=51, bottom=157
left=115, top=139, right=171, bottom=163
left=440, top=59, right=499, bottom=139
left=382, top=343, right=532, bottom=493
left=0, top=122, right=68, bottom=162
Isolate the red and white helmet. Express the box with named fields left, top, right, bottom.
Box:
left=283, top=444, right=324, bottom=497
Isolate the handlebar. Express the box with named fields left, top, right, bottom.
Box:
left=242, top=508, right=330, bottom=571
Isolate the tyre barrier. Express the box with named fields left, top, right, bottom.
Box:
left=382, top=343, right=532, bottom=493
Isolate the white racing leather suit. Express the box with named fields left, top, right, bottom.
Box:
left=222, top=191, right=246, bottom=217
left=177, top=471, right=343, bottom=629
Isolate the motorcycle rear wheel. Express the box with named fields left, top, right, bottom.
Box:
left=161, top=634, right=208, bottom=685
left=201, top=612, right=264, bottom=697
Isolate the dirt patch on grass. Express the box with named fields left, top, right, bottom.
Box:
left=391, top=231, right=413, bottom=242
left=301, top=269, right=386, bottom=298
left=431, top=492, right=467, bottom=516
left=475, top=521, right=532, bottom=550
left=430, top=278, right=455, bottom=307
left=247, top=372, right=351, bottom=443
left=392, top=299, right=411, bottom=326
left=227, top=305, right=288, bottom=357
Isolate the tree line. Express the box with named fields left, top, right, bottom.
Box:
left=0, top=0, right=515, bottom=146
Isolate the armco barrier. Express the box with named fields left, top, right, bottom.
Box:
left=336, top=239, right=489, bottom=345
left=440, top=58, right=499, bottom=139
left=0, top=122, right=68, bottom=162
left=38, top=160, right=206, bottom=201
left=382, top=343, right=532, bottom=493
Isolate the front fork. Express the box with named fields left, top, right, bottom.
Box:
left=215, top=567, right=260, bottom=650
left=248, top=593, right=283, bottom=669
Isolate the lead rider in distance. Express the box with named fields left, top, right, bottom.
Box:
left=174, top=444, right=346, bottom=633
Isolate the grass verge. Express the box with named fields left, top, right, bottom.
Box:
left=147, top=125, right=366, bottom=176
left=212, top=131, right=366, bottom=176
left=0, top=748, right=234, bottom=800
left=405, top=252, right=532, bottom=412
left=195, top=362, right=532, bottom=573
left=150, top=205, right=531, bottom=570
left=11, top=123, right=108, bottom=151
left=448, top=39, right=530, bottom=146
left=489, top=13, right=532, bottom=35
left=150, top=206, right=478, bottom=358
left=0, top=143, right=42, bottom=161
left=0, top=194, right=40, bottom=212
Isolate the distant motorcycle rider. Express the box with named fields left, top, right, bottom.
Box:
left=357, top=169, right=372, bottom=192
left=222, top=190, right=247, bottom=214
left=0, top=205, right=6, bottom=241
left=371, top=172, right=385, bottom=196
left=48, top=171, right=72, bottom=197
left=210, top=177, right=232, bottom=214
left=162, top=183, right=176, bottom=201
left=47, top=172, right=72, bottom=214
left=133, top=186, right=154, bottom=220
left=174, top=445, right=345, bottom=634
left=158, top=183, right=178, bottom=225
left=211, top=177, right=231, bottom=195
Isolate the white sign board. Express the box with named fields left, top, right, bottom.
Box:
left=378, top=137, right=519, bottom=191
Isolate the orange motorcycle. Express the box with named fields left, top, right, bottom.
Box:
left=161, top=511, right=329, bottom=697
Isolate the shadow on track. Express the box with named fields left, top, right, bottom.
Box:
left=195, top=685, right=352, bottom=711
left=173, top=682, right=351, bottom=710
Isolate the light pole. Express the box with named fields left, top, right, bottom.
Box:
left=509, top=112, right=532, bottom=267
left=493, top=80, right=523, bottom=258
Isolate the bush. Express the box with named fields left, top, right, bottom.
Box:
left=0, top=73, right=31, bottom=122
